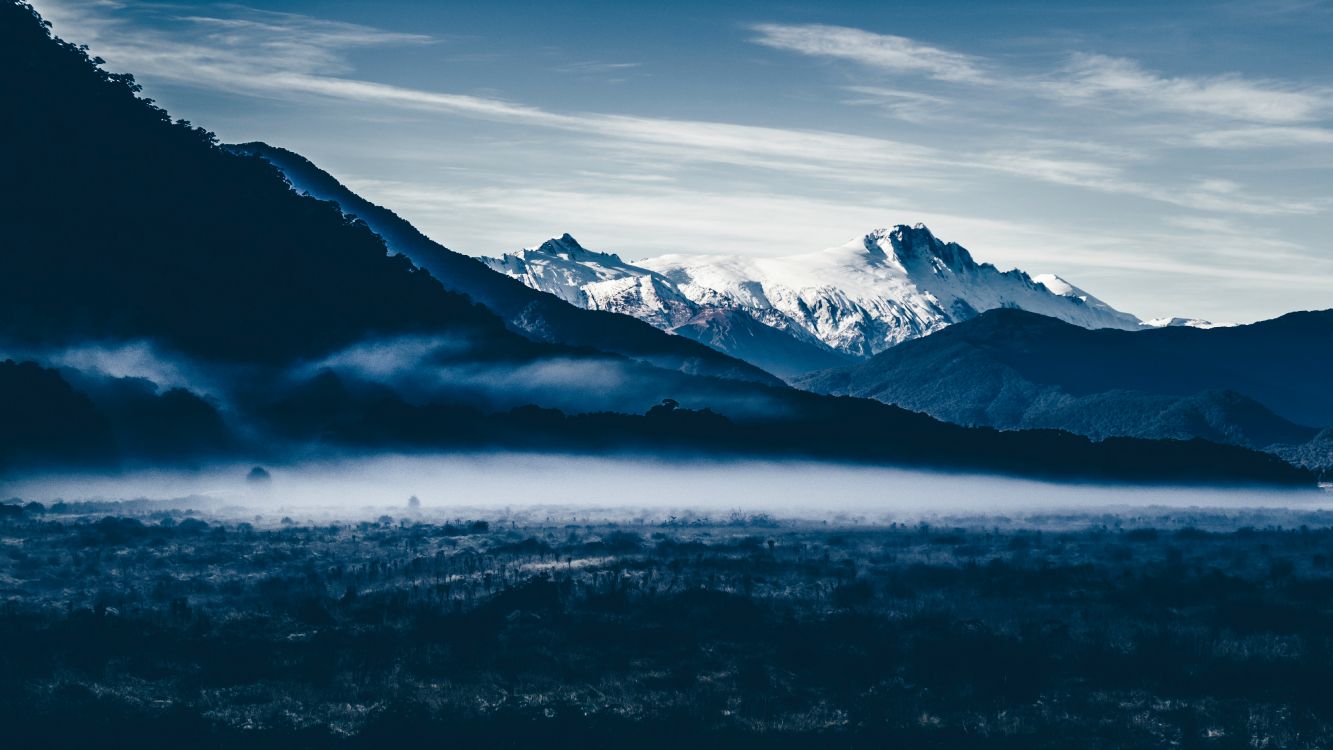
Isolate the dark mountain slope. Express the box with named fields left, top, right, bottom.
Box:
left=798, top=308, right=1333, bottom=449
left=0, top=360, right=114, bottom=469
left=671, top=308, right=857, bottom=380
left=60, top=370, right=234, bottom=461
left=1275, top=429, right=1333, bottom=479
left=0, top=1, right=773, bottom=454
left=226, top=142, right=780, bottom=386
left=0, top=358, right=231, bottom=468
left=0, top=2, right=513, bottom=366
left=256, top=367, right=1313, bottom=486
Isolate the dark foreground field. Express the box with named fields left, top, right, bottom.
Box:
left=5, top=500, right=1333, bottom=748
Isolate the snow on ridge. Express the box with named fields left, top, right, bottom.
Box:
left=482, top=225, right=1148, bottom=361
left=1032, top=273, right=1079, bottom=298
left=1142, top=317, right=1226, bottom=330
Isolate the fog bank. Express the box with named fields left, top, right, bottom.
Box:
left=3, top=453, right=1326, bottom=521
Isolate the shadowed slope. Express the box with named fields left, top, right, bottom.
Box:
left=0, top=3, right=526, bottom=366
left=799, top=308, right=1333, bottom=453
left=227, top=142, right=781, bottom=386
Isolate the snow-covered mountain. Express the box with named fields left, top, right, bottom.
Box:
left=1030, top=274, right=1138, bottom=324
left=1143, top=316, right=1224, bottom=329
left=483, top=224, right=1145, bottom=373
left=483, top=234, right=700, bottom=329
left=639, top=226, right=1144, bottom=357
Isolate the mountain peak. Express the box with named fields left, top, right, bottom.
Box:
left=861, top=223, right=977, bottom=270
left=865, top=223, right=933, bottom=243
left=537, top=233, right=586, bottom=255
left=533, top=234, right=623, bottom=264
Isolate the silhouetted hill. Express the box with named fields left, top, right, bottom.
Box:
left=0, top=2, right=516, bottom=365
left=0, top=359, right=232, bottom=468
left=798, top=308, right=1333, bottom=456
left=0, top=360, right=114, bottom=469
left=1274, top=429, right=1333, bottom=479
left=226, top=142, right=780, bottom=386
left=62, top=371, right=234, bottom=461
left=250, top=368, right=1311, bottom=485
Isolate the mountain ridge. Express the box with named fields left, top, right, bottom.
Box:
left=483, top=224, right=1148, bottom=375
left=796, top=307, right=1333, bottom=471
left=228, top=143, right=782, bottom=387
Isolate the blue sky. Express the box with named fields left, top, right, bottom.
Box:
left=32, top=0, right=1332, bottom=323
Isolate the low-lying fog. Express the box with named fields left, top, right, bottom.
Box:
left=3, top=453, right=1328, bottom=522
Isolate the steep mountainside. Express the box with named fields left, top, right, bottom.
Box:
left=671, top=308, right=858, bottom=377
left=0, top=9, right=519, bottom=366
left=798, top=308, right=1333, bottom=456
left=229, top=144, right=779, bottom=386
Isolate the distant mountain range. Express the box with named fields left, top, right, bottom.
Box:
left=0, top=1, right=1315, bottom=486
left=481, top=226, right=1180, bottom=378
left=797, top=309, right=1333, bottom=475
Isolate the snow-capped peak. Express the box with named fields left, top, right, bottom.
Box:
left=1143, top=316, right=1226, bottom=329
left=482, top=224, right=1149, bottom=363
left=531, top=233, right=623, bottom=264
left=867, top=224, right=976, bottom=269
left=482, top=236, right=699, bottom=328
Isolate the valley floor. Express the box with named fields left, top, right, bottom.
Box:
left=5, top=501, right=1333, bottom=748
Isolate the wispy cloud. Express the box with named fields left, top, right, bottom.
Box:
left=553, top=60, right=642, bottom=74
left=177, top=10, right=435, bottom=63
left=1221, top=0, right=1333, bottom=18
left=985, top=152, right=1326, bottom=215
left=748, top=23, right=987, bottom=83
left=839, top=85, right=953, bottom=123
left=34, top=2, right=434, bottom=77
left=1191, top=126, right=1333, bottom=148
left=748, top=22, right=1332, bottom=128
left=40, top=1, right=1318, bottom=217
left=1046, top=53, right=1329, bottom=124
